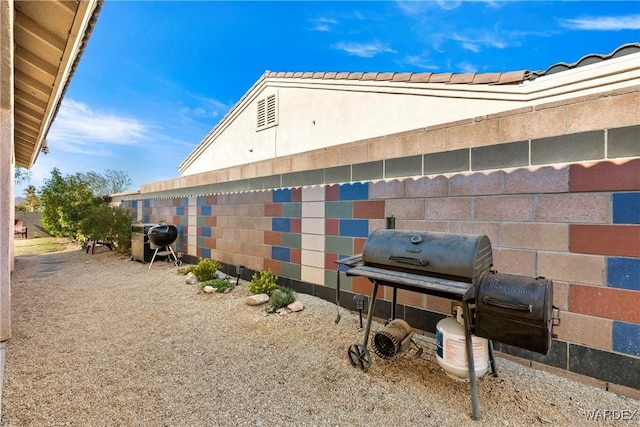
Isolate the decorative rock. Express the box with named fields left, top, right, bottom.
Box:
left=215, top=271, right=230, bottom=280
left=203, top=286, right=215, bottom=293
left=185, top=272, right=197, bottom=285
left=287, top=301, right=304, bottom=312
left=245, top=293, right=269, bottom=306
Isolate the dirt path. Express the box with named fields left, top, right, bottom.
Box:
left=2, top=249, right=638, bottom=426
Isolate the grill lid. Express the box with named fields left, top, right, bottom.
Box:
left=362, top=230, right=492, bottom=284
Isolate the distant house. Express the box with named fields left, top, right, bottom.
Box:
left=119, top=43, right=640, bottom=395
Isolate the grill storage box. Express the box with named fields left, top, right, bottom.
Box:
left=131, top=223, right=157, bottom=263
left=476, top=272, right=555, bottom=355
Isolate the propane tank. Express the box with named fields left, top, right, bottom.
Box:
left=436, top=307, right=489, bottom=381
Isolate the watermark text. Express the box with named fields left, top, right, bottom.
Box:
left=583, top=409, right=638, bottom=421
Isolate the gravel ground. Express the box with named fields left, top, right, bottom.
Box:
left=2, top=247, right=639, bottom=426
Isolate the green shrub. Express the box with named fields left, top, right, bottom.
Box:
left=248, top=269, right=278, bottom=296
left=200, top=278, right=233, bottom=293
left=192, top=258, right=221, bottom=282
left=176, top=265, right=196, bottom=275
left=269, top=287, right=296, bottom=309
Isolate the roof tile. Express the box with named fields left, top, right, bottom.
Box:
left=449, top=73, right=476, bottom=84
left=429, top=73, right=453, bottom=83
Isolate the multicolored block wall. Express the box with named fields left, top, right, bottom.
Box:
left=117, top=87, right=640, bottom=392
left=121, top=157, right=640, bottom=391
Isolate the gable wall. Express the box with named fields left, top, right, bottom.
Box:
left=122, top=84, right=640, bottom=394
left=181, top=86, right=532, bottom=176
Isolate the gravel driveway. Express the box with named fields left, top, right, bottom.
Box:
left=2, top=248, right=638, bottom=426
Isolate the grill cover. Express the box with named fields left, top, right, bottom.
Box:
left=475, top=272, right=555, bottom=355
left=362, top=230, right=492, bottom=283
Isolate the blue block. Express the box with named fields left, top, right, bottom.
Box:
left=272, top=246, right=290, bottom=262
left=200, top=205, right=212, bottom=216
left=176, top=206, right=184, bottom=216
left=143, top=200, right=150, bottom=208
left=337, top=254, right=351, bottom=272
left=340, top=219, right=369, bottom=237
left=613, top=192, right=640, bottom=224
left=613, top=322, right=640, bottom=356
left=272, top=218, right=291, bottom=232
left=339, top=182, right=369, bottom=201
left=200, top=227, right=211, bottom=238
left=130, top=201, right=137, bottom=209
left=143, top=215, right=150, bottom=223
left=197, top=195, right=207, bottom=205
left=273, top=189, right=292, bottom=203
left=608, top=257, right=640, bottom=291
left=200, top=248, right=211, bottom=259
left=180, top=198, right=189, bottom=206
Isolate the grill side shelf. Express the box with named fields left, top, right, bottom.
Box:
left=345, top=265, right=471, bottom=298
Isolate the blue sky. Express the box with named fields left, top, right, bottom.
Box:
left=17, top=0, right=640, bottom=196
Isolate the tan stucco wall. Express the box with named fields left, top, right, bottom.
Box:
left=142, top=84, right=640, bottom=194
left=1, top=0, right=14, bottom=343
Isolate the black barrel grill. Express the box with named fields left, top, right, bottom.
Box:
left=336, top=229, right=559, bottom=420
left=147, top=222, right=181, bottom=268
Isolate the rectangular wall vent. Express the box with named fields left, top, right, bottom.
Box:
left=257, top=93, right=278, bottom=131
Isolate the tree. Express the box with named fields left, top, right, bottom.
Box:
left=14, top=166, right=31, bottom=185
left=80, top=204, right=132, bottom=253
left=80, top=170, right=132, bottom=197
left=20, top=185, right=40, bottom=212
left=39, top=168, right=101, bottom=239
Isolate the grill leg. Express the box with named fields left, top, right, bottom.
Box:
left=391, top=287, right=398, bottom=320
left=488, top=340, right=498, bottom=375
left=148, top=248, right=160, bottom=269
left=362, top=280, right=379, bottom=346
left=463, top=301, right=481, bottom=421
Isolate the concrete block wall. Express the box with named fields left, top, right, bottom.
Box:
left=122, top=158, right=640, bottom=390
left=119, top=85, right=640, bottom=391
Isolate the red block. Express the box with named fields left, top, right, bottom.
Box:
left=570, top=225, right=640, bottom=257
left=263, top=259, right=281, bottom=275
left=264, top=203, right=281, bottom=217
left=569, top=159, right=640, bottom=192
left=290, top=248, right=301, bottom=265
left=325, top=184, right=340, bottom=201
left=291, top=187, right=302, bottom=202
left=353, top=200, right=385, bottom=219
left=263, top=231, right=281, bottom=246
left=324, top=252, right=338, bottom=270
left=290, top=218, right=301, bottom=233
left=325, top=219, right=339, bottom=236
left=569, top=284, right=640, bottom=323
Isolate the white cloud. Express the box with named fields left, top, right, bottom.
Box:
left=560, top=14, right=640, bottom=31
left=404, top=52, right=441, bottom=70
left=48, top=99, right=149, bottom=155
left=456, top=61, right=478, bottom=73
left=310, top=17, right=338, bottom=32
left=452, top=28, right=510, bottom=52
left=332, top=41, right=397, bottom=58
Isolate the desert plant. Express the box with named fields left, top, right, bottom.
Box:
left=200, top=278, right=233, bottom=293
left=192, top=258, right=222, bottom=282
left=248, top=269, right=278, bottom=296
left=269, top=287, right=296, bottom=309
left=176, top=265, right=196, bottom=275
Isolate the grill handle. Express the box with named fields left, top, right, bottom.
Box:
left=482, top=296, right=533, bottom=312
left=388, top=255, right=428, bottom=266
